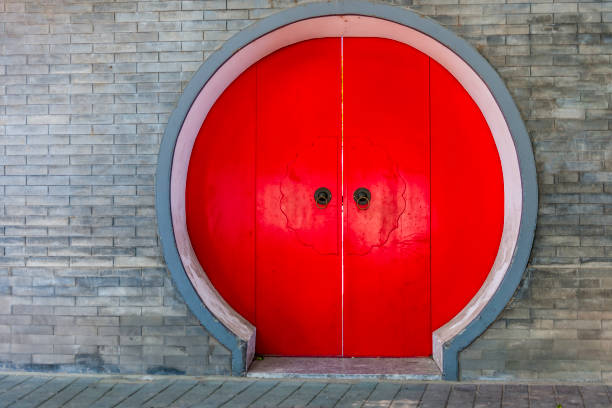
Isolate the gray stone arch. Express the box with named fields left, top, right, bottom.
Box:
left=155, top=0, right=538, bottom=380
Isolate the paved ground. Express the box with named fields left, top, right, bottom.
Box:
left=0, top=372, right=610, bottom=407
left=247, top=358, right=441, bottom=380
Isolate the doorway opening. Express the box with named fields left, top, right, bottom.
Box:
left=185, top=37, right=503, bottom=359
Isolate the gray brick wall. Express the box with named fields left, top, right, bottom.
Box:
left=0, top=0, right=611, bottom=381
left=0, top=0, right=234, bottom=376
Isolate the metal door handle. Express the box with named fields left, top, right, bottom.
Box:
left=353, top=187, right=371, bottom=210
left=314, top=187, right=332, bottom=208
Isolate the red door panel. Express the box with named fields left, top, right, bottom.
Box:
left=343, top=38, right=431, bottom=357
left=186, top=67, right=257, bottom=323
left=255, top=38, right=342, bottom=356
left=430, top=60, right=504, bottom=330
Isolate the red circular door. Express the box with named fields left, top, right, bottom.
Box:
left=186, top=37, right=503, bottom=357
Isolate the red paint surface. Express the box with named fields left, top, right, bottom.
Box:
left=255, top=38, right=342, bottom=356
left=185, top=38, right=504, bottom=357
left=185, top=67, right=257, bottom=323
left=430, top=60, right=504, bottom=330
left=343, top=38, right=431, bottom=356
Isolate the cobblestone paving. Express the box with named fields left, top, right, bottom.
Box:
left=0, top=373, right=610, bottom=407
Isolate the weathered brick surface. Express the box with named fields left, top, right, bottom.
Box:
left=0, top=0, right=611, bottom=380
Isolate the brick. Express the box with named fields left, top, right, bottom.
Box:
left=93, top=62, right=136, bottom=73
left=50, top=23, right=93, bottom=34
left=93, top=84, right=136, bottom=94
left=70, top=33, right=114, bottom=43
left=228, top=0, right=270, bottom=9
left=115, top=32, right=158, bottom=43
left=116, top=12, right=159, bottom=23
left=98, top=287, right=142, bottom=297
left=136, top=62, right=181, bottom=73
left=160, top=11, right=203, bottom=21
left=32, top=354, right=75, bottom=364
left=138, top=22, right=180, bottom=32
left=12, top=344, right=54, bottom=354
left=158, top=31, right=202, bottom=41
left=93, top=22, right=137, bottom=33
left=12, top=334, right=74, bottom=344
left=182, top=20, right=226, bottom=31
left=94, top=43, right=137, bottom=53
left=54, top=307, right=97, bottom=316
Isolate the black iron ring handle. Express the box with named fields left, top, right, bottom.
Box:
left=353, top=187, right=371, bottom=210
left=314, top=187, right=332, bottom=208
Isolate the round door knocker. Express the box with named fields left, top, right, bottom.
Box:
left=353, top=187, right=371, bottom=210
left=314, top=187, right=332, bottom=208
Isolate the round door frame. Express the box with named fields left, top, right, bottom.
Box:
left=156, top=0, right=538, bottom=380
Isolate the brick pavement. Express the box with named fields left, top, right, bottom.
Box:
left=0, top=373, right=611, bottom=407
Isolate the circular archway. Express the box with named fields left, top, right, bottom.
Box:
left=156, top=1, right=537, bottom=380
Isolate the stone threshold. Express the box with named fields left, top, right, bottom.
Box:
left=247, top=357, right=442, bottom=380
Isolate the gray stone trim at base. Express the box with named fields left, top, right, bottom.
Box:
left=156, top=0, right=537, bottom=379
left=157, top=114, right=249, bottom=376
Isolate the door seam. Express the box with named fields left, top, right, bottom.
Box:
left=340, top=36, right=345, bottom=357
